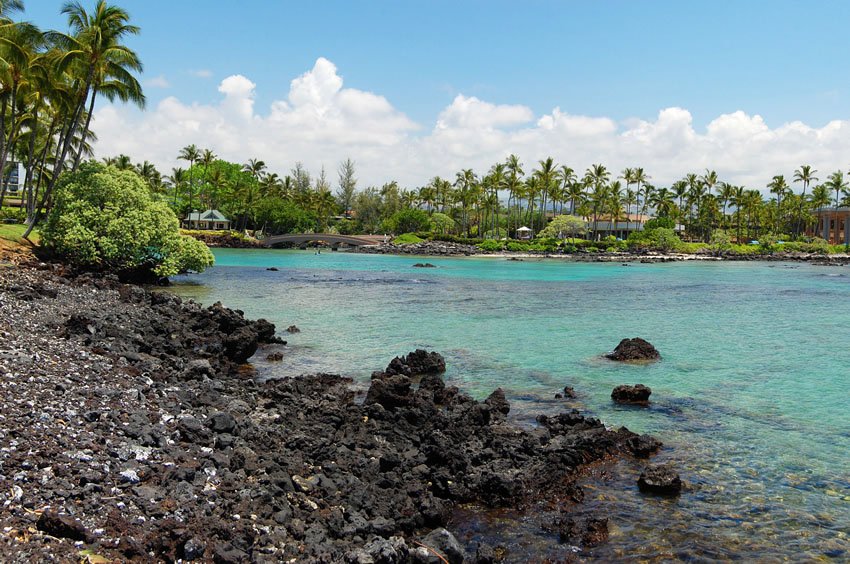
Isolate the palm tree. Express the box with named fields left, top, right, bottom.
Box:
left=632, top=167, right=650, bottom=218
left=178, top=144, right=200, bottom=216
left=718, top=182, right=735, bottom=227
left=168, top=167, right=186, bottom=207
left=730, top=185, right=747, bottom=243
left=826, top=171, right=847, bottom=208
left=558, top=165, right=576, bottom=216
left=584, top=164, right=610, bottom=239
left=505, top=154, right=523, bottom=234
left=535, top=157, right=558, bottom=223
left=54, top=1, right=144, bottom=172
left=767, top=175, right=788, bottom=233
left=793, top=165, right=818, bottom=237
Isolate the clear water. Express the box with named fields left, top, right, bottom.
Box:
left=170, top=249, right=850, bottom=560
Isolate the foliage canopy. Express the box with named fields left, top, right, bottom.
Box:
left=42, top=162, right=214, bottom=277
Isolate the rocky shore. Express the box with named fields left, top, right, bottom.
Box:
left=0, top=262, right=662, bottom=562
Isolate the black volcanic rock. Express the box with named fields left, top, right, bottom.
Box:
left=638, top=465, right=683, bottom=495
left=611, top=384, right=652, bottom=405
left=606, top=337, right=660, bottom=361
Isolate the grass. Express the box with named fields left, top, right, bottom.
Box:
left=0, top=223, right=39, bottom=245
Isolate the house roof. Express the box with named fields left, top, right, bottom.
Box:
left=185, top=209, right=230, bottom=222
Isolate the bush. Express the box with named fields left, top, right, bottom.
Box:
left=477, top=239, right=504, bottom=252
left=710, top=229, right=732, bottom=252
left=0, top=206, right=25, bottom=223
left=628, top=227, right=682, bottom=252
left=393, top=233, right=424, bottom=245
left=506, top=241, right=530, bottom=252
left=42, top=162, right=214, bottom=278
left=644, top=217, right=676, bottom=230
left=387, top=208, right=431, bottom=234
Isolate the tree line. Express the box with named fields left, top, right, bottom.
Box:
left=109, top=144, right=843, bottom=244
left=0, top=0, right=144, bottom=239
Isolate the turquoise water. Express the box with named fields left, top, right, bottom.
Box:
left=171, top=249, right=850, bottom=560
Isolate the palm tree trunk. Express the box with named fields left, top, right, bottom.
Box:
left=73, top=87, right=98, bottom=171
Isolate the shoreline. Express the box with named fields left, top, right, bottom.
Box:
left=0, top=260, right=665, bottom=562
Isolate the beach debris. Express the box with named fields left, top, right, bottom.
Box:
left=605, top=337, right=660, bottom=362
left=638, top=464, right=683, bottom=495
left=611, top=384, right=652, bottom=405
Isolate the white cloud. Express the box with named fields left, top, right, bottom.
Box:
left=143, top=75, right=170, bottom=89
left=189, top=69, right=213, bottom=78
left=91, top=57, right=850, bottom=191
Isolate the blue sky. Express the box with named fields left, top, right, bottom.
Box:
left=19, top=1, right=850, bottom=187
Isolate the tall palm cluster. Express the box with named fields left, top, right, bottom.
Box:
left=165, top=145, right=342, bottom=232
left=0, top=0, right=144, bottom=238
left=409, top=157, right=847, bottom=242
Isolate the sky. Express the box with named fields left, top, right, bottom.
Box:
left=22, top=0, right=850, bottom=190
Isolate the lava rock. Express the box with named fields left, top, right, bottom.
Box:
left=286, top=325, right=300, bottom=333
left=638, top=464, right=682, bottom=495
left=626, top=434, right=663, bottom=458
left=266, top=352, right=284, bottom=361
left=223, top=326, right=258, bottom=363
left=605, top=337, right=660, bottom=361
left=413, top=263, right=436, bottom=268
left=420, top=528, right=466, bottom=564
left=376, top=349, right=446, bottom=378
left=611, top=384, right=652, bottom=405
left=36, top=511, right=92, bottom=542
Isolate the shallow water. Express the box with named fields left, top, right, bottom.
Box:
left=170, top=249, right=850, bottom=560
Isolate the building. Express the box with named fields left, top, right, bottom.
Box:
left=182, top=209, right=231, bottom=230
left=807, top=207, right=850, bottom=245
left=516, top=226, right=533, bottom=240
left=587, top=214, right=684, bottom=239
left=3, top=161, right=23, bottom=193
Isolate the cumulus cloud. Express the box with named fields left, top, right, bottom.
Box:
left=91, top=57, right=850, bottom=191
left=143, top=75, right=170, bottom=89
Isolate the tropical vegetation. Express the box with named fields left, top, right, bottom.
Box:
left=41, top=161, right=213, bottom=277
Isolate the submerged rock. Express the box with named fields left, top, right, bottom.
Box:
left=286, top=325, right=300, bottom=333
left=638, top=465, right=682, bottom=495
left=611, top=384, right=652, bottom=405
left=413, top=262, right=436, bottom=268
left=606, top=337, right=660, bottom=361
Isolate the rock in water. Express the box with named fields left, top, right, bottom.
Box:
left=611, top=384, right=652, bottom=405
left=605, top=337, right=660, bottom=361
left=373, top=349, right=447, bottom=379
left=286, top=325, right=300, bottom=333
left=412, top=262, right=436, bottom=268
left=638, top=465, right=682, bottom=495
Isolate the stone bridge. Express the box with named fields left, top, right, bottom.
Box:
left=260, top=233, right=386, bottom=248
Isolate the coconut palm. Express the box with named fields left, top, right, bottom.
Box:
left=793, top=165, right=818, bottom=237
left=825, top=171, right=847, bottom=208
left=767, top=175, right=788, bottom=233
left=178, top=144, right=200, bottom=215
left=53, top=1, right=144, bottom=172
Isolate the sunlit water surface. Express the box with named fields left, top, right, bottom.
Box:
left=170, top=249, right=850, bottom=560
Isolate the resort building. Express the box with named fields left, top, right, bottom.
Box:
left=182, top=209, right=231, bottom=230
left=588, top=214, right=684, bottom=239
left=807, top=207, right=850, bottom=245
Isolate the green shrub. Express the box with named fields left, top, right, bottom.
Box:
left=628, top=227, right=682, bottom=252
left=388, top=208, right=431, bottom=234
left=42, top=162, right=214, bottom=278
left=644, top=217, right=676, bottom=230
left=506, top=241, right=530, bottom=252
left=0, top=206, right=25, bottom=223
left=477, top=239, right=504, bottom=252
left=393, top=232, right=424, bottom=245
